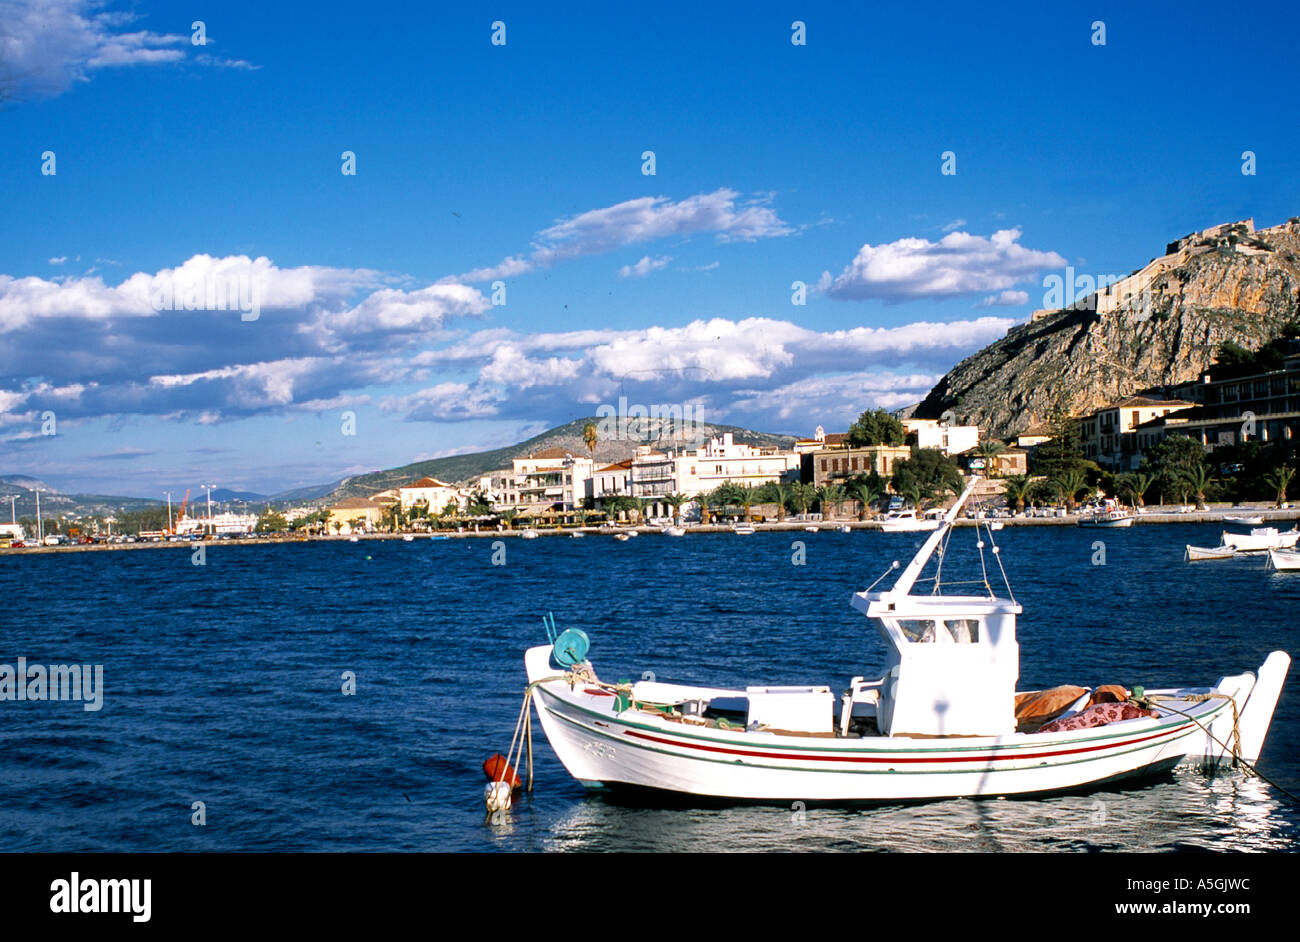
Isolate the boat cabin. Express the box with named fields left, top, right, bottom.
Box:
left=850, top=591, right=1021, bottom=738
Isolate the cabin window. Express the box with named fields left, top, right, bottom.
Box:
left=896, top=618, right=980, bottom=643
left=945, top=619, right=980, bottom=643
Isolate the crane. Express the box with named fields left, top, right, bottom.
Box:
left=174, top=489, right=191, bottom=534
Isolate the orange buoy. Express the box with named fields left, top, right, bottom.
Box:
left=483, top=753, right=522, bottom=789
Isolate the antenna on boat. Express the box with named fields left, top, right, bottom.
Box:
left=888, top=477, right=980, bottom=597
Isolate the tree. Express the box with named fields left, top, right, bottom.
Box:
left=1142, top=434, right=1206, bottom=503
left=848, top=479, right=881, bottom=520
left=891, top=449, right=963, bottom=502
left=770, top=483, right=792, bottom=522
left=1264, top=465, right=1296, bottom=508
left=256, top=509, right=288, bottom=533
left=1116, top=472, right=1154, bottom=510
left=847, top=408, right=905, bottom=447
left=790, top=482, right=815, bottom=516
left=498, top=508, right=519, bottom=530
left=1001, top=475, right=1033, bottom=514
left=975, top=440, right=1006, bottom=476
left=733, top=485, right=758, bottom=522
left=663, top=492, right=689, bottom=525
left=1052, top=469, right=1090, bottom=513
left=1180, top=465, right=1213, bottom=510
left=582, top=422, right=598, bottom=459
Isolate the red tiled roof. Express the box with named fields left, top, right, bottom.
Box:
left=405, top=477, right=453, bottom=488
left=527, top=447, right=572, bottom=459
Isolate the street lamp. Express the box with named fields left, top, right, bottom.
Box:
left=202, top=484, right=216, bottom=536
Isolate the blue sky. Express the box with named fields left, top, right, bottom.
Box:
left=1, top=0, right=1297, bottom=497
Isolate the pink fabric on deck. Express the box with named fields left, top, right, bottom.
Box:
left=1037, top=701, right=1156, bottom=734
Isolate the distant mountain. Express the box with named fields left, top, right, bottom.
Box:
left=915, top=217, right=1300, bottom=438
left=268, top=478, right=348, bottom=504
left=207, top=488, right=268, bottom=503
left=0, top=475, right=159, bottom=521
left=320, top=416, right=799, bottom=503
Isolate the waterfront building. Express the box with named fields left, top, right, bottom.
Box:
left=397, top=476, right=463, bottom=514
left=327, top=497, right=382, bottom=534
left=902, top=418, right=980, bottom=455
left=505, top=449, right=594, bottom=513
left=1079, top=396, right=1196, bottom=471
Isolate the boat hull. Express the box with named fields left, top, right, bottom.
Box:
left=524, top=646, right=1281, bottom=803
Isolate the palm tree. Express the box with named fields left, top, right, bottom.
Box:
left=1264, top=465, right=1296, bottom=508
left=1116, top=471, right=1154, bottom=510
left=901, top=484, right=923, bottom=511
left=1053, top=469, right=1089, bottom=513
left=662, top=492, right=689, bottom=525
left=820, top=484, right=847, bottom=519
left=976, top=440, right=1006, bottom=477
left=1180, top=465, right=1212, bottom=510
left=498, top=508, right=519, bottom=530
left=771, top=483, right=792, bottom=522
left=790, top=482, right=815, bottom=517
left=734, top=485, right=758, bottom=522
left=582, top=422, right=598, bottom=459
left=848, top=480, right=881, bottom=521
left=1001, top=474, right=1033, bottom=514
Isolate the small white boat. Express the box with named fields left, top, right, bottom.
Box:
left=1185, top=545, right=1236, bottom=561
left=664, top=526, right=686, bottom=537
left=624, top=529, right=639, bottom=538
left=987, top=520, right=1005, bottom=531
left=1266, top=547, right=1300, bottom=571
left=402, top=534, right=415, bottom=542
left=878, top=509, right=940, bottom=532
left=570, top=531, right=585, bottom=539
left=1222, top=527, right=1300, bottom=552
left=348, top=535, right=360, bottom=543
left=520, top=478, right=1290, bottom=803
left=838, top=524, right=852, bottom=533
left=1225, top=515, right=1265, bottom=526
left=1078, top=509, right=1134, bottom=528
left=805, top=525, right=819, bottom=533
left=613, top=533, right=631, bottom=542
left=732, top=522, right=756, bottom=535
left=520, top=529, right=540, bottom=540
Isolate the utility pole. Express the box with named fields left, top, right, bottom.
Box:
left=165, top=491, right=174, bottom=535
left=35, top=489, right=42, bottom=542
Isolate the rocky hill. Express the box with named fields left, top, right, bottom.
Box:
left=914, top=217, right=1300, bottom=439
left=323, top=416, right=797, bottom=501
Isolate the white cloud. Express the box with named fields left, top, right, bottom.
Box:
left=824, top=228, right=1066, bottom=302
left=48, top=256, right=67, bottom=265
left=0, top=0, right=254, bottom=99
left=979, top=290, right=1030, bottom=307
left=453, top=188, right=792, bottom=283
left=941, top=219, right=967, bottom=232
left=617, top=255, right=672, bottom=279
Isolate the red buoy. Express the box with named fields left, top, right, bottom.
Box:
left=483, top=754, right=523, bottom=789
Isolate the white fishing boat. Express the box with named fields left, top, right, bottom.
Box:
left=664, top=526, right=686, bottom=537
left=732, top=522, right=756, bottom=535
left=613, top=533, right=631, bottom=542
left=1221, top=527, right=1300, bottom=552
left=805, top=525, right=819, bottom=533
left=1078, top=509, right=1134, bottom=528
left=402, top=534, right=415, bottom=542
left=1224, top=515, right=1265, bottom=526
left=570, top=531, right=585, bottom=539
left=520, top=528, right=540, bottom=540
left=838, top=524, right=852, bottom=533
left=517, top=479, right=1289, bottom=803
left=877, top=509, right=940, bottom=532
left=1185, top=545, right=1236, bottom=561
left=987, top=520, right=1005, bottom=531
left=1266, top=547, right=1300, bottom=571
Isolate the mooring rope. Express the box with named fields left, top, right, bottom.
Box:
left=1143, top=693, right=1300, bottom=805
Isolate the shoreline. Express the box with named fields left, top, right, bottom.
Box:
left=4, top=506, right=1298, bottom=555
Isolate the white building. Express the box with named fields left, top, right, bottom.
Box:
left=626, top=433, right=799, bottom=499
left=0, top=523, right=24, bottom=541
left=505, top=449, right=595, bottom=512
left=397, top=477, right=464, bottom=514
left=903, top=418, right=980, bottom=456
left=177, top=511, right=257, bottom=534
left=590, top=460, right=632, bottom=500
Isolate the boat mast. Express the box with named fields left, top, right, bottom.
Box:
left=888, top=476, right=980, bottom=597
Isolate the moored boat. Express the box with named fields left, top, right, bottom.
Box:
left=878, top=509, right=940, bottom=532
left=520, top=528, right=540, bottom=540
left=1221, top=527, right=1300, bottom=552
left=664, top=526, right=686, bottom=537
left=1225, top=515, right=1265, bottom=526
left=1185, top=544, right=1236, bottom=561
left=518, top=478, right=1290, bottom=803
left=1079, top=509, right=1135, bottom=528
left=732, top=522, right=756, bottom=535
left=1266, top=547, right=1300, bottom=571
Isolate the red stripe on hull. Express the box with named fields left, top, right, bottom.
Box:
left=620, top=723, right=1192, bottom=764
